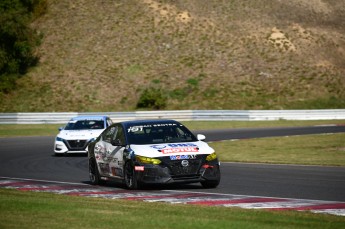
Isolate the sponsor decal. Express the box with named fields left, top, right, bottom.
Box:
left=151, top=145, right=167, bottom=150
left=99, top=163, right=110, bottom=174
left=128, top=123, right=177, bottom=132
left=168, top=143, right=197, bottom=148
left=170, top=155, right=196, bottom=160
left=151, top=143, right=199, bottom=154
left=135, top=166, right=145, bottom=171
left=111, top=167, right=116, bottom=176
left=161, top=147, right=198, bottom=154
left=95, top=144, right=106, bottom=154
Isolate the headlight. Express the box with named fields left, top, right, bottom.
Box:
left=136, top=155, right=161, bottom=165
left=206, top=152, right=217, bottom=161
left=56, top=137, right=64, bottom=142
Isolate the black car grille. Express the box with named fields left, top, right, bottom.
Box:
left=167, top=159, right=202, bottom=177
left=65, top=140, right=88, bottom=151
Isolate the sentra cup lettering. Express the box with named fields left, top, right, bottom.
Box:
left=153, top=123, right=176, bottom=127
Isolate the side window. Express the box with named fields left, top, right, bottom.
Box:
left=102, top=126, right=118, bottom=143
left=113, top=125, right=125, bottom=145
left=176, top=127, right=193, bottom=140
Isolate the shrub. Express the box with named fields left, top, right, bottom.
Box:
left=186, top=78, right=199, bottom=87
left=136, top=87, right=167, bottom=110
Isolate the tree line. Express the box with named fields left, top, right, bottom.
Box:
left=0, top=0, right=47, bottom=93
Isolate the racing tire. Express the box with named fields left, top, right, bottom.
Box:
left=201, top=169, right=221, bottom=188
left=124, top=162, right=140, bottom=190
left=89, top=158, right=104, bottom=185
left=201, top=180, right=220, bottom=188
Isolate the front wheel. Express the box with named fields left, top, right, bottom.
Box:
left=124, top=162, right=140, bottom=190
left=201, top=180, right=220, bottom=188
left=201, top=169, right=221, bottom=188
left=89, top=158, right=104, bottom=185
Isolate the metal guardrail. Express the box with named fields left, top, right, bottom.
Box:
left=0, top=110, right=344, bottom=124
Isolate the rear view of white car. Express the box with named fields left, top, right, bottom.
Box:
left=54, top=116, right=112, bottom=156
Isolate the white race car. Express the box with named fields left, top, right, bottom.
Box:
left=54, top=116, right=113, bottom=156
left=88, top=119, right=221, bottom=189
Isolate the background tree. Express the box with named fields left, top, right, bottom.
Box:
left=0, top=0, right=47, bottom=93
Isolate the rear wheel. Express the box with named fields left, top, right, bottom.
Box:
left=89, top=158, right=104, bottom=185
left=124, top=162, right=140, bottom=190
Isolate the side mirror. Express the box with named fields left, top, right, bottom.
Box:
left=88, top=137, right=96, bottom=143
left=58, top=127, right=64, bottom=131
left=124, top=146, right=135, bottom=160
left=197, top=134, right=206, bottom=141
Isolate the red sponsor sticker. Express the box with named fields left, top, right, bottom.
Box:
left=111, top=167, right=116, bottom=176
left=135, top=166, right=145, bottom=171
left=161, top=147, right=199, bottom=154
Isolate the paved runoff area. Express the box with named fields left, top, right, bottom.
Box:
left=1, top=177, right=344, bottom=217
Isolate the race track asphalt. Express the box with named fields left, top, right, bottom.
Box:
left=0, top=125, right=344, bottom=201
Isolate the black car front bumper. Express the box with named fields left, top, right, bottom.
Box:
left=134, top=160, right=220, bottom=184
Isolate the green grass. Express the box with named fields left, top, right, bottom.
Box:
left=0, top=124, right=61, bottom=137
left=182, top=120, right=345, bottom=131
left=209, top=133, right=345, bottom=166
left=0, top=189, right=344, bottom=229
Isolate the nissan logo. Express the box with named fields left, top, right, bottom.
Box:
left=181, top=160, right=189, bottom=167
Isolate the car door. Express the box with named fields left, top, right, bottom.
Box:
left=107, top=124, right=126, bottom=178
left=94, top=125, right=117, bottom=177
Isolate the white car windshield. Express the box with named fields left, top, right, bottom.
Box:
left=64, top=120, right=104, bottom=130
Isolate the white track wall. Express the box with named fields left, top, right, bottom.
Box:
left=0, top=110, right=344, bottom=124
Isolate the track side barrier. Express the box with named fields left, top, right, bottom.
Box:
left=0, top=110, right=344, bottom=124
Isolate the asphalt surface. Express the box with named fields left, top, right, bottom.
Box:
left=0, top=125, right=344, bottom=201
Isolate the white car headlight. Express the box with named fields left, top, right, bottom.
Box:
left=56, top=137, right=64, bottom=142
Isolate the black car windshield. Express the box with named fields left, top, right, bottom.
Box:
left=64, top=120, right=104, bottom=130
left=126, top=123, right=197, bottom=145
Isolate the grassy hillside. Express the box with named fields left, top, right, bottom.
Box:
left=0, top=0, right=344, bottom=111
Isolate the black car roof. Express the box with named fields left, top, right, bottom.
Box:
left=120, top=119, right=181, bottom=127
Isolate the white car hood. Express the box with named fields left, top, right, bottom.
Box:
left=57, top=129, right=103, bottom=140
left=130, top=141, right=214, bottom=158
